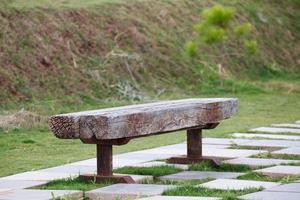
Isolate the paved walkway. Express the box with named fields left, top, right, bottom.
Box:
left=0, top=120, right=300, bottom=199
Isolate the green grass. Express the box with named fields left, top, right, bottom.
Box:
left=1, top=92, right=300, bottom=177
left=189, top=161, right=252, bottom=172
left=237, top=172, right=300, bottom=184
left=163, top=182, right=263, bottom=200
left=113, top=165, right=183, bottom=177
left=39, top=177, right=110, bottom=191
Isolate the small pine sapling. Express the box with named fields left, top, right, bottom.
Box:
left=186, top=4, right=258, bottom=86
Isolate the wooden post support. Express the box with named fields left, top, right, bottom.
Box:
left=187, top=129, right=203, bottom=159
left=80, top=143, right=135, bottom=184
left=97, top=144, right=113, bottom=176
left=167, top=128, right=220, bottom=166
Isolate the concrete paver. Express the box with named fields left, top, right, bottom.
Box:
left=160, top=171, right=244, bottom=181
left=139, top=196, right=220, bottom=200
left=266, top=182, right=300, bottom=193
left=85, top=184, right=176, bottom=200
left=0, top=189, right=82, bottom=200
left=272, top=147, right=300, bottom=156
left=232, top=133, right=300, bottom=140
left=255, top=165, right=300, bottom=177
left=0, top=180, right=47, bottom=190
left=199, top=179, right=279, bottom=190
left=272, top=124, right=300, bottom=129
left=224, top=157, right=300, bottom=168
left=240, top=191, right=300, bottom=200
left=251, top=127, right=300, bottom=134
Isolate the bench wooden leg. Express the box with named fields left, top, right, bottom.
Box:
left=80, top=144, right=135, bottom=184
left=167, top=128, right=220, bottom=166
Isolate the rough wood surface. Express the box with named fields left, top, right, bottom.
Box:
left=49, top=98, right=238, bottom=140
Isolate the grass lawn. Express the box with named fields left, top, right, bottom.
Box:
left=0, top=92, right=300, bottom=177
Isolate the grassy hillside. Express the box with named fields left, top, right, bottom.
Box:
left=0, top=0, right=299, bottom=109
left=0, top=0, right=300, bottom=177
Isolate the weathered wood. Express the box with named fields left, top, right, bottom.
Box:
left=49, top=98, right=237, bottom=140
left=167, top=128, right=221, bottom=166
left=187, top=128, right=203, bottom=159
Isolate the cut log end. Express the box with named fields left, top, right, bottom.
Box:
left=48, top=116, right=79, bottom=139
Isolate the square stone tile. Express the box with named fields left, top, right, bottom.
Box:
left=202, top=138, right=251, bottom=146
left=69, top=158, right=97, bottom=166
left=0, top=189, right=82, bottom=200
left=0, top=171, right=77, bottom=181
left=272, top=124, right=300, bottom=129
left=272, top=147, right=300, bottom=156
left=267, top=182, right=300, bottom=192
left=114, top=174, right=153, bottom=183
left=160, top=171, right=244, bottom=182
left=232, top=133, right=300, bottom=140
left=224, top=157, right=300, bottom=168
left=40, top=164, right=97, bottom=175
left=255, top=165, right=300, bottom=177
left=240, top=139, right=300, bottom=148
left=139, top=196, right=220, bottom=200
left=127, top=161, right=189, bottom=170
left=240, top=191, right=300, bottom=200
left=0, top=180, right=47, bottom=189
left=199, top=179, right=279, bottom=190
left=85, top=184, right=176, bottom=200
left=0, top=189, right=11, bottom=194
left=202, top=148, right=266, bottom=159
left=251, top=127, right=300, bottom=134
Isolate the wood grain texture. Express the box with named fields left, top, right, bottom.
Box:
left=49, top=98, right=238, bottom=140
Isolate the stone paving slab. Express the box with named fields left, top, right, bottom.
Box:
left=159, top=171, right=244, bottom=182
left=251, top=127, right=300, bottom=134
left=85, top=184, right=176, bottom=200
left=0, top=189, right=11, bottom=194
left=240, top=191, right=300, bottom=200
left=272, top=147, right=300, bottom=156
left=241, top=139, right=300, bottom=148
left=255, top=165, right=300, bottom=177
left=202, top=138, right=252, bottom=146
left=141, top=144, right=230, bottom=156
left=199, top=179, right=279, bottom=190
left=272, top=123, right=300, bottom=129
left=115, top=174, right=153, bottom=183
left=267, top=182, right=300, bottom=193
left=0, top=180, right=47, bottom=190
left=0, top=189, right=82, bottom=200
left=0, top=171, right=77, bottom=182
left=232, top=133, right=300, bottom=140
left=39, top=164, right=97, bottom=175
left=202, top=148, right=266, bottom=159
left=127, top=161, right=189, bottom=170
left=139, top=196, right=220, bottom=200
left=223, top=157, right=300, bottom=168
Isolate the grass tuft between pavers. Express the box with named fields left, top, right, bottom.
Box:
left=237, top=171, right=300, bottom=183
left=113, top=165, right=183, bottom=177
left=39, top=177, right=111, bottom=191
left=189, top=161, right=252, bottom=172
left=162, top=181, right=263, bottom=200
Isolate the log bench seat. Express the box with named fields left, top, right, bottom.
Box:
left=49, top=98, right=238, bottom=183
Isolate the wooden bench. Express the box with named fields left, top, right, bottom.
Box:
left=49, top=98, right=237, bottom=183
